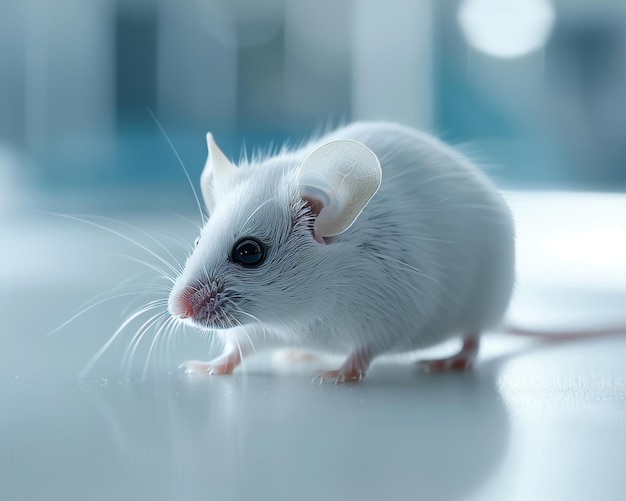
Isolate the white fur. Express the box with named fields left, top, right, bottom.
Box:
left=169, top=122, right=516, bottom=360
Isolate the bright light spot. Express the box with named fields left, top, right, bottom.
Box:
left=545, top=226, right=626, bottom=267
left=458, top=0, right=556, bottom=58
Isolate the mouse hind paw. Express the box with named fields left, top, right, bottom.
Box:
left=416, top=335, right=480, bottom=373
left=311, top=347, right=372, bottom=384
left=312, top=367, right=365, bottom=384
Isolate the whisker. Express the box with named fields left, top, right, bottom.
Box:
left=232, top=313, right=260, bottom=354
left=89, top=215, right=184, bottom=273
left=48, top=291, right=159, bottom=337
left=95, top=248, right=177, bottom=283
left=141, top=314, right=175, bottom=380
left=79, top=302, right=163, bottom=378
left=385, top=257, right=439, bottom=283
left=164, top=317, right=178, bottom=371
left=240, top=198, right=277, bottom=233
left=230, top=324, right=246, bottom=378
left=121, top=298, right=168, bottom=321
left=47, top=272, right=151, bottom=336
left=238, top=325, right=257, bottom=363
left=119, top=288, right=170, bottom=318
left=167, top=211, right=204, bottom=232
left=43, top=212, right=181, bottom=278
left=122, top=309, right=169, bottom=375
left=162, top=316, right=180, bottom=373
left=146, top=107, right=207, bottom=226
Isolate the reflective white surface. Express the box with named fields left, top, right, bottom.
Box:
left=1, top=192, right=626, bottom=501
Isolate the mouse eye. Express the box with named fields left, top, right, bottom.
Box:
left=194, top=236, right=200, bottom=247
left=231, top=238, right=266, bottom=267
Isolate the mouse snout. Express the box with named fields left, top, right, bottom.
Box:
left=168, top=288, right=195, bottom=319
left=168, top=281, right=228, bottom=327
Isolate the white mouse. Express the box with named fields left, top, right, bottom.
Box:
left=167, top=122, right=516, bottom=383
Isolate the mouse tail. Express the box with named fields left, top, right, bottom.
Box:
left=503, top=324, right=626, bottom=342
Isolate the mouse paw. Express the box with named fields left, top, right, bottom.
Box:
left=416, top=335, right=479, bottom=373
left=312, top=368, right=365, bottom=384
left=416, top=357, right=473, bottom=372
left=311, top=347, right=372, bottom=384
left=179, top=351, right=241, bottom=376
left=179, top=360, right=211, bottom=374
left=179, top=360, right=236, bottom=375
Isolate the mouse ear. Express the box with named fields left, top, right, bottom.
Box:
left=298, top=140, right=381, bottom=241
left=200, top=133, right=237, bottom=213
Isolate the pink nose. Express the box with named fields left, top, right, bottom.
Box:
left=171, top=290, right=195, bottom=319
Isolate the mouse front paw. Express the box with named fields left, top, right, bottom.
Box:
left=179, top=351, right=242, bottom=375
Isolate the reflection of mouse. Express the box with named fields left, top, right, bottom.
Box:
left=168, top=122, right=516, bottom=383
left=83, top=373, right=509, bottom=501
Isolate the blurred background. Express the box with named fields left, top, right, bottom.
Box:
left=1, top=0, right=626, bottom=216
left=2, top=3, right=626, bottom=500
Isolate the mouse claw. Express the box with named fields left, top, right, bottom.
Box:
left=312, top=348, right=372, bottom=384
left=178, top=360, right=212, bottom=374
left=312, top=368, right=364, bottom=385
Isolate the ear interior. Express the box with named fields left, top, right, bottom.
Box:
left=301, top=192, right=327, bottom=244
left=298, top=140, right=382, bottom=241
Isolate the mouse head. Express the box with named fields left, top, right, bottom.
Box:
left=168, top=133, right=381, bottom=331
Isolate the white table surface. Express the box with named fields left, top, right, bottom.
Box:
left=1, top=191, right=626, bottom=501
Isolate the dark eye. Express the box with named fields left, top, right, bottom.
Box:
left=231, top=238, right=266, bottom=267
left=194, top=236, right=200, bottom=247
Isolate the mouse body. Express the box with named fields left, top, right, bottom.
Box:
left=168, top=122, right=515, bottom=382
